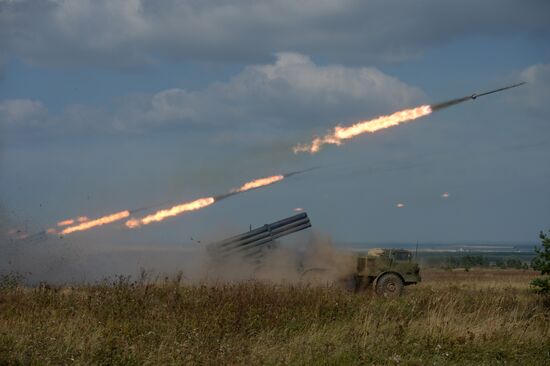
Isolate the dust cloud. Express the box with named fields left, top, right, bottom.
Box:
left=201, top=231, right=356, bottom=286
left=1, top=227, right=354, bottom=286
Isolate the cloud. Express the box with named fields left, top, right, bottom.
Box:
left=518, top=63, right=550, bottom=109
left=1, top=53, right=424, bottom=136
left=1, top=0, right=548, bottom=68
left=0, top=98, right=112, bottom=135
left=0, top=99, right=46, bottom=127
left=134, top=52, right=424, bottom=127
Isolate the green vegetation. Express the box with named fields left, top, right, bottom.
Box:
left=419, top=252, right=534, bottom=270
left=443, top=254, right=529, bottom=270
left=1, top=270, right=549, bottom=365
left=531, top=230, right=550, bottom=294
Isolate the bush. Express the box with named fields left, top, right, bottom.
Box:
left=530, top=229, right=550, bottom=294
left=0, top=273, right=24, bottom=291
left=530, top=277, right=550, bottom=294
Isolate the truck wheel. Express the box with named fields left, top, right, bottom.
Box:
left=375, top=273, right=404, bottom=297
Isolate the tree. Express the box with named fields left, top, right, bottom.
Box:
left=531, top=229, right=550, bottom=294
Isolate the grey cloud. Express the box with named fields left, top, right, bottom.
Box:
left=518, top=63, right=550, bottom=110
left=0, top=98, right=112, bottom=135
left=1, top=0, right=548, bottom=68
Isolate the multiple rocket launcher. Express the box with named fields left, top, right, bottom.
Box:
left=207, top=212, right=311, bottom=260
left=12, top=82, right=526, bottom=241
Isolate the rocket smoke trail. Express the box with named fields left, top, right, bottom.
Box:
left=294, top=82, right=526, bottom=154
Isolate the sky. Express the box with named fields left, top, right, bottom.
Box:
left=1, top=0, right=550, bottom=273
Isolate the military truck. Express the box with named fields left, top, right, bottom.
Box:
left=352, top=248, right=421, bottom=296
left=207, top=212, right=421, bottom=296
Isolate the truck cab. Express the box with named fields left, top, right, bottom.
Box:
left=354, top=248, right=421, bottom=296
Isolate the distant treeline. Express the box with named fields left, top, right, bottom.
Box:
left=444, top=255, right=528, bottom=270
left=418, top=253, right=534, bottom=270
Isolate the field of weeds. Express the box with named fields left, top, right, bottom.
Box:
left=1, top=269, right=549, bottom=365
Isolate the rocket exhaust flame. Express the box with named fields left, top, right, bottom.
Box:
left=55, top=216, right=89, bottom=229
left=60, top=210, right=130, bottom=235
left=294, top=105, right=432, bottom=154
left=57, top=219, right=75, bottom=227
left=126, top=173, right=296, bottom=228
left=125, top=197, right=215, bottom=228
left=294, top=82, right=526, bottom=154
left=42, top=168, right=316, bottom=234
left=231, top=175, right=284, bottom=193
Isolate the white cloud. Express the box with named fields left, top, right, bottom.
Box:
left=1, top=0, right=548, bottom=67
left=1, top=53, right=424, bottom=135
left=114, top=52, right=425, bottom=129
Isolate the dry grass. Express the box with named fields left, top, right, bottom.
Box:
left=0, top=269, right=549, bottom=365
left=420, top=268, right=540, bottom=289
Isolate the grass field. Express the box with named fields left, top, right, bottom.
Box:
left=1, top=269, right=549, bottom=365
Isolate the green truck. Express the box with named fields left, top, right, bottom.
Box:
left=352, top=248, right=421, bottom=296
left=301, top=248, right=421, bottom=296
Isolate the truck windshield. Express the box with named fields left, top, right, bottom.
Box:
left=393, top=252, right=410, bottom=261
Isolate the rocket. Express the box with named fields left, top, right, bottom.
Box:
left=470, top=82, right=526, bottom=100
left=431, top=82, right=526, bottom=111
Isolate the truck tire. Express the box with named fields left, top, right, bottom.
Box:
left=375, top=273, right=404, bottom=297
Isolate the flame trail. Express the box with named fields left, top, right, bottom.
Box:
left=55, top=216, right=89, bottom=229
left=294, top=82, right=526, bottom=154
left=125, top=197, right=215, bottom=228
left=57, top=219, right=75, bottom=227
left=294, top=105, right=432, bottom=154
left=231, top=175, right=284, bottom=193
left=126, top=174, right=290, bottom=228
left=60, top=210, right=130, bottom=235
left=42, top=170, right=313, bottom=234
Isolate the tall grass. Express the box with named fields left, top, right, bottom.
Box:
left=1, top=270, right=548, bottom=365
